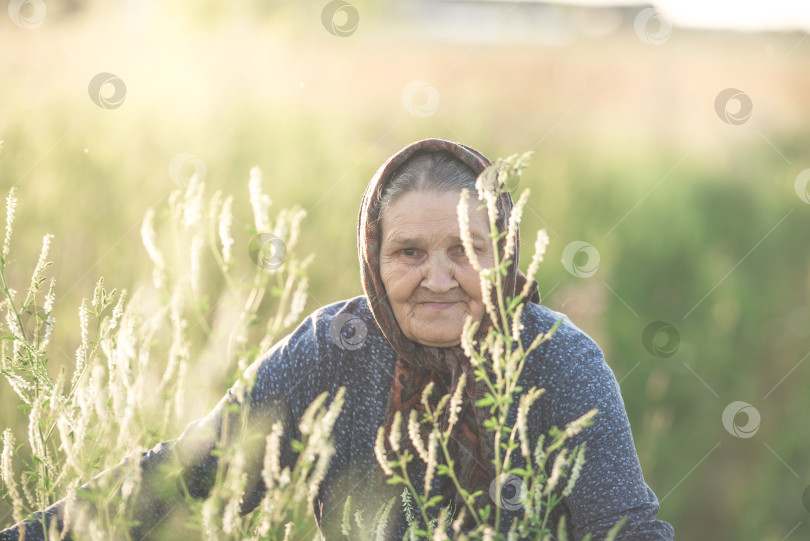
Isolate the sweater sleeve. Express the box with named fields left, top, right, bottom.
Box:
left=549, top=345, right=675, bottom=541
left=0, top=312, right=325, bottom=541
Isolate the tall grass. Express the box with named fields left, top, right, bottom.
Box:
left=0, top=164, right=328, bottom=539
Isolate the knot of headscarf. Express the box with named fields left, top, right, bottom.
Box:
left=357, top=138, right=540, bottom=514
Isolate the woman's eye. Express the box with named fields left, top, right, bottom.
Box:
left=401, top=248, right=418, bottom=257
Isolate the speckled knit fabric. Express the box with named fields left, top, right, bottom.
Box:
left=1, top=297, right=674, bottom=540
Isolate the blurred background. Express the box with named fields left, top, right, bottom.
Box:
left=2, top=0, right=809, bottom=539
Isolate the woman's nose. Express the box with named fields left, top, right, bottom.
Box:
left=420, top=253, right=457, bottom=293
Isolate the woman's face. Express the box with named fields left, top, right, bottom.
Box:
left=379, top=189, right=494, bottom=347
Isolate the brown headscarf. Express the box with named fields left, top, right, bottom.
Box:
left=357, top=138, right=540, bottom=512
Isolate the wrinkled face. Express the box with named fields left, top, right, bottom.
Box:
left=379, top=189, right=494, bottom=347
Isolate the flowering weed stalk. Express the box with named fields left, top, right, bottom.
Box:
left=0, top=166, right=333, bottom=540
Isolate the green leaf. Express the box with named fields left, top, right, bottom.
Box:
left=479, top=506, right=491, bottom=522
left=386, top=474, right=405, bottom=485
left=424, top=495, right=443, bottom=508
left=483, top=417, right=501, bottom=429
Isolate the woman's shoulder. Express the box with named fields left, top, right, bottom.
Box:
left=310, top=295, right=373, bottom=325
left=517, top=302, right=620, bottom=406
left=304, top=295, right=378, bottom=349
left=249, top=295, right=387, bottom=378
left=246, top=295, right=390, bottom=408
left=258, top=295, right=375, bottom=352
left=520, top=302, right=604, bottom=367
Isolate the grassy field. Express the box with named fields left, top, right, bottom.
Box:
left=2, top=1, right=810, bottom=539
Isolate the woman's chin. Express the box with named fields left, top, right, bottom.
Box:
left=401, top=305, right=472, bottom=346
left=407, top=325, right=463, bottom=347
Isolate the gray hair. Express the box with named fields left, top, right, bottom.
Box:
left=379, top=151, right=477, bottom=217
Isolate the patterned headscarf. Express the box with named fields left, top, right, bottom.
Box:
left=357, top=138, right=540, bottom=513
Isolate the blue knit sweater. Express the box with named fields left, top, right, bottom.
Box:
left=0, top=296, right=674, bottom=540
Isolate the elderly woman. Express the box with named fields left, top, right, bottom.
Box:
left=1, top=139, right=674, bottom=540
